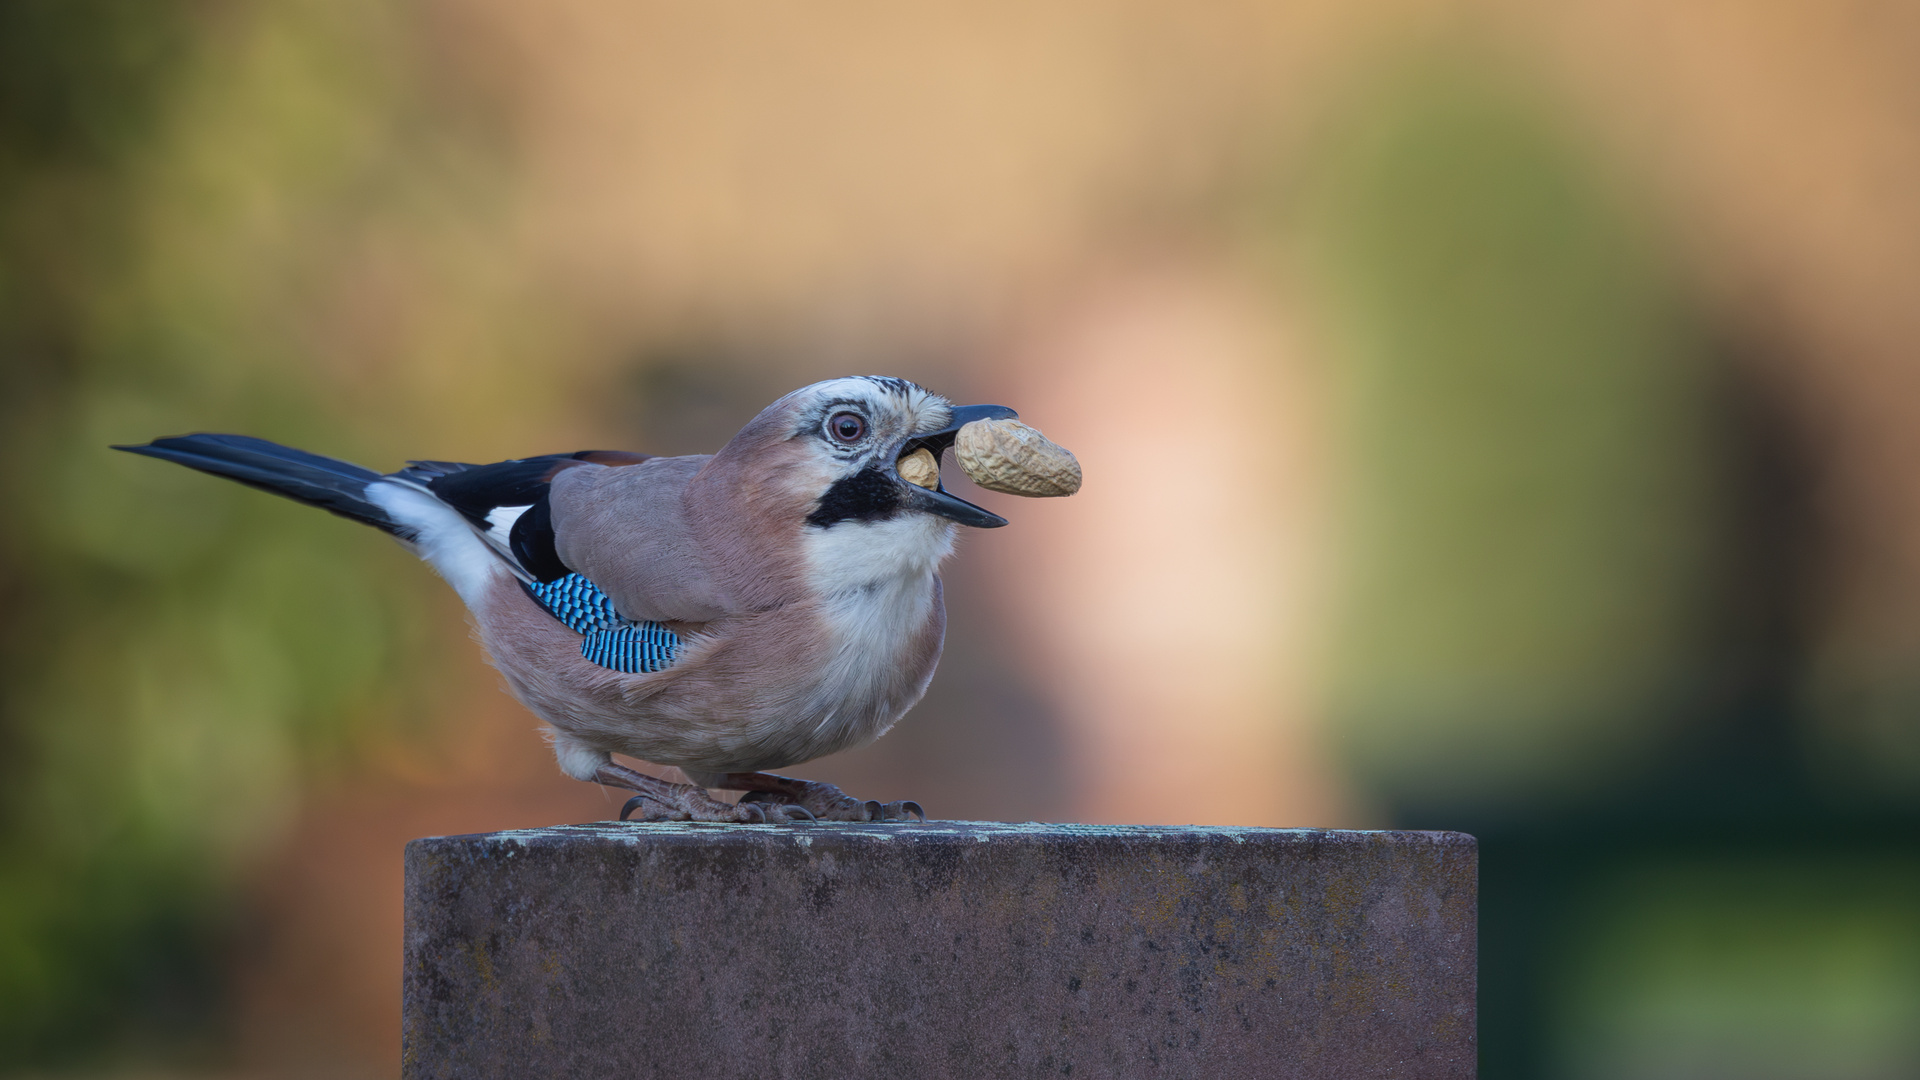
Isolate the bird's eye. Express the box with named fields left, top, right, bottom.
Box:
left=827, top=411, right=867, bottom=444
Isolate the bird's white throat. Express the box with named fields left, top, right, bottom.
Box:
left=802, top=512, right=955, bottom=598
left=802, top=512, right=952, bottom=657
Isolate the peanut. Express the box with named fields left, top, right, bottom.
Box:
left=897, top=446, right=940, bottom=489
left=954, top=418, right=1082, bottom=497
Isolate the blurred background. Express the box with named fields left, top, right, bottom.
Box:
left=4, top=1, right=1919, bottom=1076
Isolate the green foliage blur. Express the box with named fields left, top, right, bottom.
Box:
left=1304, top=60, right=1720, bottom=809
left=1556, top=859, right=1920, bottom=1079
left=1300, top=56, right=1920, bottom=1079
left=0, top=0, right=482, bottom=1064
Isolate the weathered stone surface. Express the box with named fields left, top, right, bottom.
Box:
left=403, top=822, right=1475, bottom=1079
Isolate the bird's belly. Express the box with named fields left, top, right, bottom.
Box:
left=698, top=573, right=945, bottom=771
left=487, top=578, right=942, bottom=774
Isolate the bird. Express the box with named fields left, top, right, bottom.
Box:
left=115, top=376, right=1022, bottom=823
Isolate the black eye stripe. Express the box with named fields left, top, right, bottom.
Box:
left=807, top=466, right=902, bottom=527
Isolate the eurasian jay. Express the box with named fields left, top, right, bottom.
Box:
left=116, top=376, right=1023, bottom=823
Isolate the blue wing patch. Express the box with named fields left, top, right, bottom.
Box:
left=580, top=624, right=681, bottom=674
left=523, top=573, right=682, bottom=674
left=525, top=573, right=626, bottom=634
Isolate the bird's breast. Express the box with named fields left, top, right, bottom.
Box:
left=788, top=513, right=955, bottom=750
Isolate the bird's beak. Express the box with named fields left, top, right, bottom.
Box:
left=916, top=403, right=1020, bottom=446
left=902, top=483, right=1007, bottom=528
left=896, top=403, right=1018, bottom=529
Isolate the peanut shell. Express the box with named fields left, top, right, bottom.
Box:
left=954, top=418, right=1082, bottom=497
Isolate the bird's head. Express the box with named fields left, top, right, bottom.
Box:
left=709, top=375, right=1014, bottom=533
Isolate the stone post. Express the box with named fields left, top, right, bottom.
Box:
left=403, top=822, right=1475, bottom=1079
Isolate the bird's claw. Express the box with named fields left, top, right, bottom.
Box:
left=735, top=799, right=816, bottom=824
left=876, top=799, right=925, bottom=821
left=737, top=791, right=817, bottom=824
left=620, top=794, right=663, bottom=821
left=862, top=799, right=923, bottom=821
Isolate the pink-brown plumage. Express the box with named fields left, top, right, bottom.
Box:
left=117, top=376, right=1017, bottom=821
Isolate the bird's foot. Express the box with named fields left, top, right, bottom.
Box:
left=730, top=774, right=925, bottom=821
left=620, top=789, right=816, bottom=824
left=595, top=761, right=815, bottom=824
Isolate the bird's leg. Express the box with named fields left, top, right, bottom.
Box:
left=593, top=762, right=815, bottom=824
left=713, top=772, right=925, bottom=822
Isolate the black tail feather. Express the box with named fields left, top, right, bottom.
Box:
left=113, top=434, right=407, bottom=536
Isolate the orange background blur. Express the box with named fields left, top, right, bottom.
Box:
left=4, top=2, right=1919, bottom=1077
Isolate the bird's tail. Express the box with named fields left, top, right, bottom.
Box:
left=112, top=433, right=410, bottom=537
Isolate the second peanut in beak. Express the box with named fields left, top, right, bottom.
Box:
left=897, top=446, right=941, bottom=489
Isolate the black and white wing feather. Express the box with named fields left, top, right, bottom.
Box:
left=389, top=449, right=652, bottom=583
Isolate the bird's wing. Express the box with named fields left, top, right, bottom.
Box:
left=388, top=449, right=653, bottom=584
left=546, top=455, right=733, bottom=624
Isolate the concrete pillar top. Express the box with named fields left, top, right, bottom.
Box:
left=404, top=822, right=1476, bottom=1079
